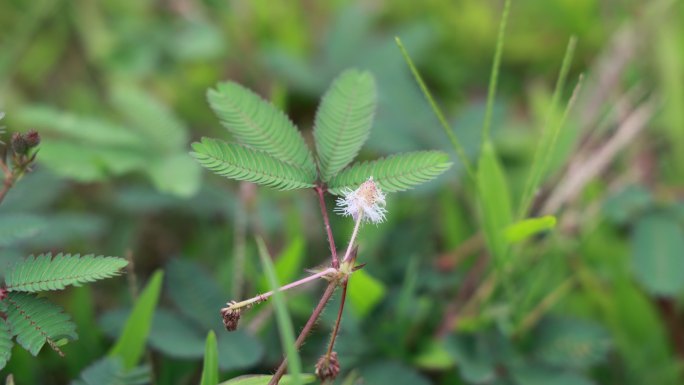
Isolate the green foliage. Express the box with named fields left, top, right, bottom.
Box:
left=360, top=361, right=431, bottom=385
left=504, top=216, right=557, bottom=244
left=257, top=237, right=305, bottom=292
left=201, top=331, right=219, bottom=385
left=109, top=270, right=163, bottom=369
left=532, top=317, right=610, bottom=370
left=0, top=214, right=46, bottom=247
left=314, top=69, right=377, bottom=181
left=477, top=141, right=513, bottom=262
left=100, top=260, right=264, bottom=371
left=71, top=358, right=150, bottom=385
left=4, top=292, right=77, bottom=356
left=518, top=37, right=578, bottom=218
left=219, top=375, right=316, bottom=385
left=16, top=88, right=201, bottom=197
left=191, top=138, right=315, bottom=190
left=631, top=213, right=684, bottom=296
left=207, top=82, right=315, bottom=173
left=347, top=269, right=386, bottom=318
left=327, top=151, right=452, bottom=194
left=256, top=237, right=303, bottom=383
left=4, top=253, right=128, bottom=292
left=0, top=319, right=13, bottom=370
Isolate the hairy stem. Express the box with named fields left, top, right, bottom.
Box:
left=315, top=185, right=339, bottom=268
left=226, top=268, right=336, bottom=311
left=325, top=279, right=348, bottom=358
left=269, top=282, right=338, bottom=385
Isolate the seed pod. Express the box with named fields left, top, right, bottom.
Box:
left=315, top=351, right=340, bottom=382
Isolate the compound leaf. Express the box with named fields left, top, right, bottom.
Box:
left=314, top=69, right=377, bottom=181
left=0, top=318, right=13, bottom=370
left=327, top=151, right=452, bottom=194
left=5, top=253, right=128, bottom=293
left=191, top=138, right=315, bottom=190
left=207, top=82, right=315, bottom=173
left=5, top=292, right=77, bottom=356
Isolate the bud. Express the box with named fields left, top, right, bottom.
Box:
left=24, top=130, right=40, bottom=148
left=315, top=352, right=340, bottom=382
left=11, top=132, right=27, bottom=155
left=220, top=301, right=241, bottom=331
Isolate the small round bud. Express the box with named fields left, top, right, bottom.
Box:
left=11, top=132, right=28, bottom=155
left=24, top=130, right=41, bottom=148
left=315, top=352, right=340, bottom=382
left=220, top=301, right=241, bottom=331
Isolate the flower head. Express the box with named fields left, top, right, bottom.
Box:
left=335, top=177, right=387, bottom=224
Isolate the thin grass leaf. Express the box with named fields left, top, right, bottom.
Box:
left=395, top=37, right=474, bottom=180
left=518, top=37, right=580, bottom=218
left=5, top=253, right=128, bottom=293
left=191, top=138, right=315, bottom=190
left=109, top=270, right=163, bottom=369
left=5, top=292, right=77, bottom=356
left=207, top=82, right=315, bottom=173
left=314, top=69, right=377, bottom=181
left=0, top=319, right=13, bottom=370
left=482, top=0, right=511, bottom=143
left=200, top=331, right=219, bottom=385
left=477, top=141, right=513, bottom=263
left=327, top=151, right=452, bottom=194
left=255, top=237, right=303, bottom=385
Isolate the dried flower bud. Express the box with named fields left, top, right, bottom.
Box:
left=24, top=130, right=41, bottom=148
left=11, top=132, right=27, bottom=155
left=221, top=301, right=241, bottom=331
left=315, top=352, right=340, bottom=382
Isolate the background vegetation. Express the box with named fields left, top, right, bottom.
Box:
left=1, top=0, right=683, bottom=384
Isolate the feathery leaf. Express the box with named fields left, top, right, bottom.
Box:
left=327, top=151, right=452, bottom=194
left=0, top=318, right=12, bottom=370
left=207, top=82, right=315, bottom=173
left=191, top=138, right=315, bottom=190
left=4, top=253, right=128, bottom=293
left=314, top=69, right=377, bottom=181
left=5, top=292, right=77, bottom=356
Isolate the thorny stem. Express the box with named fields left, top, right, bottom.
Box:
left=315, top=185, right=339, bottom=268
left=342, top=213, right=363, bottom=263
left=325, top=279, right=348, bottom=358
left=268, top=282, right=338, bottom=385
left=225, top=268, right=336, bottom=312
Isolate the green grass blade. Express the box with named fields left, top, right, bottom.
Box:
left=255, top=237, right=303, bottom=384
left=395, top=37, right=474, bottom=180
left=109, top=270, right=164, bottom=369
left=201, top=331, right=219, bottom=385
left=477, top=140, right=513, bottom=264
left=518, top=37, right=579, bottom=218
left=482, top=0, right=511, bottom=143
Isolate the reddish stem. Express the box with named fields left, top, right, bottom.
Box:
left=326, top=279, right=348, bottom=358
left=268, top=282, right=338, bottom=385
left=315, top=185, right=339, bottom=268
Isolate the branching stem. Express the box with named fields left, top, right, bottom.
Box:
left=225, top=268, right=336, bottom=312
left=268, top=282, right=338, bottom=385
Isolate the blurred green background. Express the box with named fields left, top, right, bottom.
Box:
left=1, top=0, right=684, bottom=384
